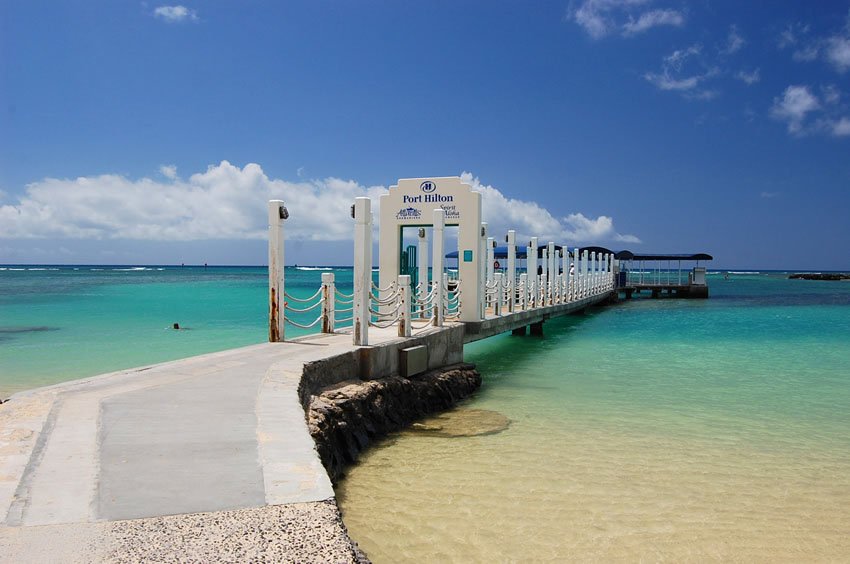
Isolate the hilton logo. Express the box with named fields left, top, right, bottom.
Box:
left=420, top=181, right=436, bottom=193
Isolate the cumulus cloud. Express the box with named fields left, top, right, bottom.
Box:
left=153, top=5, right=197, bottom=23
left=571, top=0, right=683, bottom=39
left=159, top=164, right=178, bottom=179
left=0, top=162, right=386, bottom=242
left=770, top=85, right=820, bottom=134
left=460, top=172, right=640, bottom=245
left=0, top=163, right=639, bottom=247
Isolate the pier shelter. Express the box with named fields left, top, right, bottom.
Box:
left=616, top=251, right=713, bottom=299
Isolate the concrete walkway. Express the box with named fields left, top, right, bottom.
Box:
left=0, top=327, right=417, bottom=561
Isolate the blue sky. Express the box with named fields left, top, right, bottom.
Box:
left=1, top=1, right=849, bottom=269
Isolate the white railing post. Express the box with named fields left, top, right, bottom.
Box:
left=528, top=237, right=537, bottom=308
left=418, top=228, right=429, bottom=319
left=321, top=272, right=335, bottom=333
left=547, top=242, right=555, bottom=305
left=268, top=200, right=285, bottom=342
left=519, top=273, right=527, bottom=311
left=486, top=237, right=495, bottom=286
left=353, top=197, right=371, bottom=346
left=479, top=222, right=487, bottom=320
left=433, top=209, right=445, bottom=327
left=507, top=230, right=516, bottom=312
left=398, top=274, right=411, bottom=337
left=539, top=273, right=547, bottom=308
left=494, top=272, right=503, bottom=316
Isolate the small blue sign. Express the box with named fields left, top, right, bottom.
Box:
left=463, top=250, right=473, bottom=262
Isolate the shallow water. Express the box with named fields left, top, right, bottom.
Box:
left=336, top=274, right=850, bottom=561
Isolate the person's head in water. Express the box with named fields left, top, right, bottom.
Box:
left=173, top=323, right=180, bottom=330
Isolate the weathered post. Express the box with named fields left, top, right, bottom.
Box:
left=494, top=272, right=503, bottom=316
left=547, top=241, right=555, bottom=305
left=506, top=230, right=516, bottom=312
left=268, top=200, right=286, bottom=342
left=528, top=237, right=538, bottom=307
left=486, top=236, right=495, bottom=286
left=562, top=246, right=569, bottom=302
left=432, top=209, right=445, bottom=327
left=398, top=274, right=411, bottom=337
left=417, top=227, right=429, bottom=319
left=321, top=272, right=335, bottom=333
left=519, top=272, right=528, bottom=311
left=353, top=197, right=371, bottom=346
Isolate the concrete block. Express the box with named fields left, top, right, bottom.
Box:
left=399, top=345, right=428, bottom=378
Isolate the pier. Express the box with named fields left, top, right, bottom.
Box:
left=614, top=251, right=712, bottom=299
left=1, top=177, right=625, bottom=560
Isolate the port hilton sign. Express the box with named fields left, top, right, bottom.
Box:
left=379, top=177, right=483, bottom=322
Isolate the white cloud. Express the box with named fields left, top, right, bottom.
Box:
left=825, top=36, right=850, bottom=72
left=460, top=172, right=640, bottom=245
left=721, top=25, right=745, bottom=54
left=832, top=117, right=850, bottom=136
left=643, top=44, right=719, bottom=99
left=770, top=85, right=820, bottom=134
left=735, top=68, right=760, bottom=85
left=571, top=0, right=682, bottom=39
left=622, top=9, right=684, bottom=36
left=0, top=163, right=640, bottom=247
left=760, top=191, right=779, bottom=199
left=159, top=164, right=178, bottom=179
left=792, top=44, right=820, bottom=62
left=153, top=5, right=197, bottom=23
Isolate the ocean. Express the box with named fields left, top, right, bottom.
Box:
left=2, top=266, right=849, bottom=559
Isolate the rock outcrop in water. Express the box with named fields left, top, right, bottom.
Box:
left=307, top=363, right=481, bottom=482
left=789, top=273, right=850, bottom=281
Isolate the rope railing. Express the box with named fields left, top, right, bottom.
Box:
left=285, top=300, right=322, bottom=314
left=285, top=315, right=323, bottom=329
left=371, top=281, right=397, bottom=293
left=283, top=287, right=323, bottom=303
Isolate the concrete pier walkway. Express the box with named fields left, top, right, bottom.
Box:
left=0, top=327, right=419, bottom=561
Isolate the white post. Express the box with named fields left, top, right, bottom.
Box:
left=479, top=222, right=487, bottom=320
left=547, top=242, right=555, bottom=305
left=418, top=228, right=429, bottom=319
left=529, top=237, right=538, bottom=307
left=519, top=272, right=527, bottom=311
left=398, top=274, right=411, bottom=337
left=433, top=209, right=445, bottom=327
left=442, top=272, right=450, bottom=319
left=353, top=197, right=371, bottom=346
left=561, top=246, right=569, bottom=302
left=507, top=230, right=516, bottom=313
left=321, top=272, right=335, bottom=333
left=268, top=200, right=285, bottom=342
left=494, top=272, right=503, bottom=316
left=486, top=237, right=495, bottom=285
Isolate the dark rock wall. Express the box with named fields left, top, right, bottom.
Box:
left=307, top=363, right=481, bottom=482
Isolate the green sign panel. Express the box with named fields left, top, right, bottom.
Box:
left=463, top=250, right=473, bottom=262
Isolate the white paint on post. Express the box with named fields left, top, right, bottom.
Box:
left=268, top=200, right=285, bottom=342
left=417, top=229, right=429, bottom=319
left=494, top=272, right=503, bottom=316
left=479, top=222, right=487, bottom=320
left=486, top=237, right=495, bottom=285
left=432, top=208, right=445, bottom=327
left=398, top=274, right=411, bottom=337
left=529, top=237, right=538, bottom=307
left=519, top=272, right=527, bottom=311
left=321, top=272, right=335, bottom=333
left=507, top=230, right=516, bottom=313
left=353, top=197, right=371, bottom=346
left=547, top=242, right=555, bottom=305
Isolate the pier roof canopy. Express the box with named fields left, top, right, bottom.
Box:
left=624, top=252, right=713, bottom=261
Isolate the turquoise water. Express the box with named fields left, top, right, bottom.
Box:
left=336, top=272, right=850, bottom=561
left=3, top=267, right=850, bottom=558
